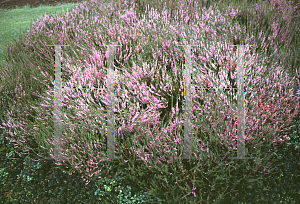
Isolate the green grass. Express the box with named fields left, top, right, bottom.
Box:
left=0, top=2, right=81, bottom=68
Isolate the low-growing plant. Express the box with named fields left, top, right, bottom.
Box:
left=0, top=128, right=168, bottom=203
left=92, top=168, right=167, bottom=203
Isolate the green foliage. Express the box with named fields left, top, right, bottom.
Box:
left=2, top=119, right=297, bottom=203
left=0, top=129, right=167, bottom=203
left=92, top=169, right=166, bottom=203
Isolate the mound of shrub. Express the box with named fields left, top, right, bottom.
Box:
left=0, top=0, right=299, bottom=203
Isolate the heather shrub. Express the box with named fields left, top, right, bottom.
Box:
left=226, top=0, right=300, bottom=87
left=0, top=129, right=166, bottom=203
left=213, top=110, right=300, bottom=203
left=0, top=0, right=299, bottom=203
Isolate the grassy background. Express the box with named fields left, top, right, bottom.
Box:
left=0, top=2, right=81, bottom=68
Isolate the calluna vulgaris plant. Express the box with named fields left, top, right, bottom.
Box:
left=0, top=128, right=167, bottom=203
left=0, top=0, right=299, bottom=203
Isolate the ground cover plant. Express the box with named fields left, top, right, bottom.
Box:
left=0, top=0, right=300, bottom=203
